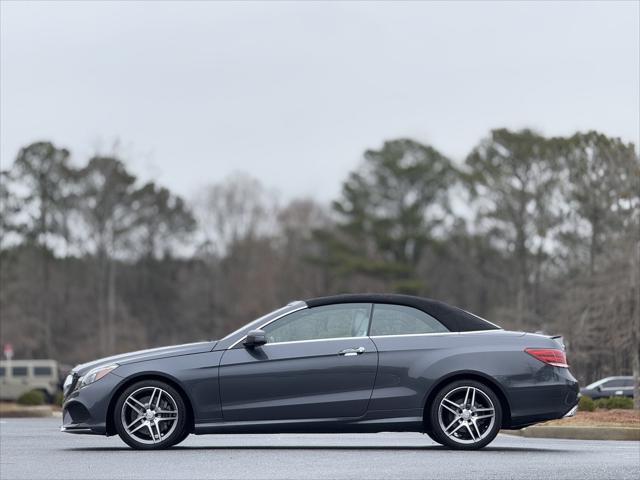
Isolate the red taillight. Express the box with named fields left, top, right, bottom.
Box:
left=525, top=348, right=568, bottom=368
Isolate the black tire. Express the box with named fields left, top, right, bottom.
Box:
left=428, top=380, right=502, bottom=450
left=114, top=380, right=188, bottom=450
left=424, top=429, right=440, bottom=445
left=172, top=429, right=190, bottom=447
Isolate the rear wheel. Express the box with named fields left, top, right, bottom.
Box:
left=428, top=380, right=502, bottom=450
left=114, top=380, right=187, bottom=450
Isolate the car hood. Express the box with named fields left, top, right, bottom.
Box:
left=72, top=341, right=217, bottom=376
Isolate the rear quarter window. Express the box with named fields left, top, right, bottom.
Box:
left=370, top=304, right=449, bottom=336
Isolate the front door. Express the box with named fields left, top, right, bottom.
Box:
left=219, top=303, right=378, bottom=422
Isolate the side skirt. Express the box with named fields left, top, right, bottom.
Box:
left=194, top=411, right=424, bottom=435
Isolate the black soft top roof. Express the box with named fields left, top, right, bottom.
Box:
left=304, top=293, right=500, bottom=333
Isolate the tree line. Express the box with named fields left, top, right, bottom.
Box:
left=0, top=129, right=638, bottom=389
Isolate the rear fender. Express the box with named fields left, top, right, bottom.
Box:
left=421, top=369, right=512, bottom=429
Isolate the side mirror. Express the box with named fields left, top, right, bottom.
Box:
left=596, top=386, right=602, bottom=392
left=244, top=329, right=267, bottom=348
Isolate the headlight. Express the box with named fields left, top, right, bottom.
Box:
left=63, top=374, right=73, bottom=391
left=80, top=364, right=118, bottom=388
left=62, top=373, right=74, bottom=396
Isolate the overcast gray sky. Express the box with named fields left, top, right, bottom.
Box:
left=1, top=1, right=638, bottom=201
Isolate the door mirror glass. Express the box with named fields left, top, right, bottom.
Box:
left=244, top=329, right=267, bottom=348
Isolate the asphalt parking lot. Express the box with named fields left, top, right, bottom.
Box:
left=1, top=418, right=638, bottom=480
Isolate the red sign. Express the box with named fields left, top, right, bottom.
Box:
left=3, top=343, right=13, bottom=360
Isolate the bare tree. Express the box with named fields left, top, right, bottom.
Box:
left=77, top=156, right=141, bottom=355
left=195, top=173, right=277, bottom=256
left=466, top=129, right=562, bottom=329
left=194, top=173, right=278, bottom=336
left=2, top=142, right=74, bottom=357
left=559, top=132, right=639, bottom=275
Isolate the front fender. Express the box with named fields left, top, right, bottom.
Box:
left=111, top=350, right=223, bottom=423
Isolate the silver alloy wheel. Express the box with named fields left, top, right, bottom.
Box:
left=437, top=385, right=495, bottom=445
left=120, top=386, right=179, bottom=445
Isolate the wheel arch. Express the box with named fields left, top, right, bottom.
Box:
left=422, top=371, right=512, bottom=431
left=105, top=372, right=195, bottom=436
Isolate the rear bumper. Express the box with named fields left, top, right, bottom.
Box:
left=563, top=404, right=578, bottom=418
left=504, top=367, right=579, bottom=429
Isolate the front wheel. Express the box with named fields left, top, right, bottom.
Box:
left=428, top=380, right=502, bottom=450
left=114, top=380, right=188, bottom=450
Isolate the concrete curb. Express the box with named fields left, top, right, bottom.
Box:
left=0, top=406, right=54, bottom=418
left=503, top=426, right=640, bottom=441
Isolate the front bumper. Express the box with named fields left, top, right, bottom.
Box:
left=60, top=426, right=98, bottom=435
left=61, top=372, right=122, bottom=436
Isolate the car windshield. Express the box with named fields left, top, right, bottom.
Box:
left=586, top=379, right=609, bottom=389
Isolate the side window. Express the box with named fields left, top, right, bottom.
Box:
left=263, top=304, right=371, bottom=343
left=12, top=366, right=28, bottom=377
left=34, top=366, right=53, bottom=376
left=370, top=304, right=449, bottom=336
left=622, top=379, right=634, bottom=387
left=603, top=379, right=624, bottom=389
left=0, top=367, right=5, bottom=377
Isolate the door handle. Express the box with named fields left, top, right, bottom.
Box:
left=338, top=347, right=366, bottom=356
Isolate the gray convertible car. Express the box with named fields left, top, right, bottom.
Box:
left=61, top=294, right=579, bottom=450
